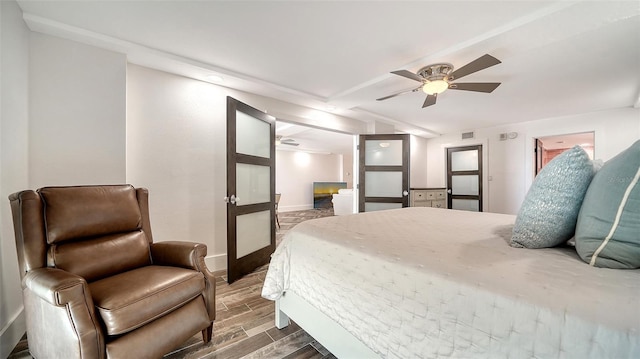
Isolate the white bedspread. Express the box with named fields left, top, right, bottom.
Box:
left=262, top=207, right=640, bottom=358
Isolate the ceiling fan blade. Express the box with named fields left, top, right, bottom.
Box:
left=449, top=82, right=501, bottom=93
left=376, top=86, right=422, bottom=101
left=422, top=94, right=437, bottom=108
left=390, top=70, right=424, bottom=83
left=449, top=54, right=501, bottom=81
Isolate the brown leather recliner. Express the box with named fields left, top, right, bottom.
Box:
left=9, top=185, right=215, bottom=359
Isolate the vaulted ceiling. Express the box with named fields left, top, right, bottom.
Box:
left=17, top=1, right=640, bottom=141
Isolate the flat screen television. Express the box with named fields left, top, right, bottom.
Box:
left=313, top=181, right=348, bottom=209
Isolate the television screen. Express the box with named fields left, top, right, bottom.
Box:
left=313, top=182, right=348, bottom=209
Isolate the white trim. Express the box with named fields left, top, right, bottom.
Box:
left=204, top=253, right=227, bottom=272
left=590, top=166, right=640, bottom=266
left=276, top=291, right=381, bottom=359
left=0, top=308, right=26, bottom=359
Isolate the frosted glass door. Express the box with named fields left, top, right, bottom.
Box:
left=447, top=146, right=482, bottom=212
left=226, top=97, right=276, bottom=284
left=359, top=134, right=410, bottom=212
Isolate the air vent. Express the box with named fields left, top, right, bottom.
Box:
left=461, top=131, right=474, bottom=140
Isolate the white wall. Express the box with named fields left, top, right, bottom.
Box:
left=425, top=107, right=640, bottom=215
left=126, top=64, right=227, bottom=269
left=342, top=151, right=354, bottom=188
left=1, top=24, right=128, bottom=355
left=29, top=33, right=127, bottom=187
left=275, top=150, right=344, bottom=212
left=126, top=64, right=367, bottom=271
left=0, top=1, right=30, bottom=356
left=410, top=135, right=430, bottom=188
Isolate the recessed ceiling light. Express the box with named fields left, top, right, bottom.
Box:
left=206, top=75, right=223, bottom=83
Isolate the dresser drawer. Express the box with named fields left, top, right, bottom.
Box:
left=413, top=191, right=427, bottom=200
left=423, top=191, right=436, bottom=200
left=410, top=188, right=447, bottom=208
left=412, top=200, right=432, bottom=207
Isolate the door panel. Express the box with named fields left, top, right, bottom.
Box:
left=236, top=163, right=271, bottom=205
left=359, top=134, right=410, bottom=212
left=447, top=145, right=483, bottom=212
left=365, top=171, right=403, bottom=197
left=364, top=139, right=404, bottom=165
left=451, top=175, right=479, bottom=195
left=451, top=199, right=480, bottom=212
left=236, top=111, right=271, bottom=157
left=451, top=150, right=479, bottom=171
left=226, top=97, right=276, bottom=284
left=236, top=210, right=271, bottom=258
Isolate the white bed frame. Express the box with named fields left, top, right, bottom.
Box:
left=275, top=291, right=380, bottom=358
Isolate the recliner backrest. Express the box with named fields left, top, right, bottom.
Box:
left=12, top=185, right=153, bottom=282
left=41, top=185, right=152, bottom=282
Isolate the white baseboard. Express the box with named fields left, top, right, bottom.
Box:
left=205, top=253, right=227, bottom=272
left=279, top=204, right=313, bottom=212
left=0, top=308, right=26, bottom=359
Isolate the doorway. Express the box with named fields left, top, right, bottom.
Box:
left=358, top=134, right=410, bottom=212
left=535, top=132, right=595, bottom=176
left=446, top=145, right=483, bottom=211
left=275, top=121, right=355, bottom=214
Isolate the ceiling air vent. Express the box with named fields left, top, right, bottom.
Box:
left=461, top=131, right=474, bottom=140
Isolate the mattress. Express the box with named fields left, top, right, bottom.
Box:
left=262, top=207, right=640, bottom=358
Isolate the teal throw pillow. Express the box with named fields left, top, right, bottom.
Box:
left=575, top=140, right=640, bottom=268
left=511, top=145, right=595, bottom=248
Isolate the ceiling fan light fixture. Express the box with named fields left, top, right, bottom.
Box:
left=422, top=79, right=449, bottom=95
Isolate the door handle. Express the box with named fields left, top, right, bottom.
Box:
left=402, top=190, right=409, bottom=196
left=224, top=194, right=238, bottom=205
left=447, top=188, right=452, bottom=194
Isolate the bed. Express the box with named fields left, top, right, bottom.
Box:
left=261, top=207, right=640, bottom=358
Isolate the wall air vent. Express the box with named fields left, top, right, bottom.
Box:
left=461, top=131, right=474, bottom=140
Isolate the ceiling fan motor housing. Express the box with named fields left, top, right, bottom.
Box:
left=417, top=63, right=454, bottom=82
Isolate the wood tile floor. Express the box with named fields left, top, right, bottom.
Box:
left=8, top=208, right=336, bottom=359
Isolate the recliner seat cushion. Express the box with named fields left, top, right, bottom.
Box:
left=89, top=265, right=205, bottom=335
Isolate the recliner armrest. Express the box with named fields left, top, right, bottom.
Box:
left=22, top=268, right=105, bottom=359
left=150, top=241, right=208, bottom=270
left=23, top=267, right=89, bottom=306
left=150, top=241, right=216, bottom=321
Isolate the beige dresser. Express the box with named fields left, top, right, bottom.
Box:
left=410, top=188, right=447, bottom=208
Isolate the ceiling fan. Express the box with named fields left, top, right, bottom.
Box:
left=276, top=136, right=299, bottom=146
left=377, top=54, right=502, bottom=108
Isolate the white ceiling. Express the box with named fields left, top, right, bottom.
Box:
left=17, top=1, right=640, bottom=145
left=276, top=121, right=354, bottom=155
